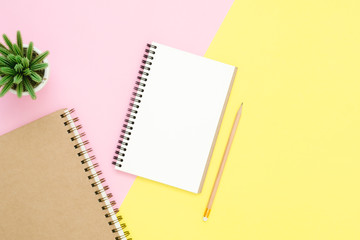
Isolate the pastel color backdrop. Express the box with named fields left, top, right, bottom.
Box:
left=0, top=0, right=234, bottom=205
left=120, top=0, right=360, bottom=239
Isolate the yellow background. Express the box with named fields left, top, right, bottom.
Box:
left=119, top=0, right=360, bottom=239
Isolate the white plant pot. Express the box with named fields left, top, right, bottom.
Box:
left=7, top=44, right=50, bottom=96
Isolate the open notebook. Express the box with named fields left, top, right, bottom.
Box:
left=0, top=109, right=130, bottom=240
left=113, top=42, right=237, bottom=193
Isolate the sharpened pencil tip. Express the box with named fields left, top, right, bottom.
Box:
left=203, top=217, right=208, bottom=221
left=237, top=103, right=243, bottom=115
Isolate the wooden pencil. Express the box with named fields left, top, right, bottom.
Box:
left=203, top=103, right=243, bottom=221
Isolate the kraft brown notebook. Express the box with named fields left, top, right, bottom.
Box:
left=0, top=109, right=131, bottom=240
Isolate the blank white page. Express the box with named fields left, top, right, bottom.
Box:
left=115, top=42, right=236, bottom=193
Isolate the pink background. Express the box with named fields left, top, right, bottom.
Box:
left=0, top=0, right=233, bottom=206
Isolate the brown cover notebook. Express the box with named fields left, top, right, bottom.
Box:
left=0, top=109, right=131, bottom=240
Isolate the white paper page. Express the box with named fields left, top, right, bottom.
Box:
left=116, top=42, right=236, bottom=193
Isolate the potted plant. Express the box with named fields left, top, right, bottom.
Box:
left=0, top=31, right=49, bottom=99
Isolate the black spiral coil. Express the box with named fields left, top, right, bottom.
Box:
left=61, top=109, right=132, bottom=240
left=113, top=43, right=157, bottom=168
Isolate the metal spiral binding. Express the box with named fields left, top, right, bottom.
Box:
left=61, top=109, right=132, bottom=240
left=113, top=43, right=157, bottom=168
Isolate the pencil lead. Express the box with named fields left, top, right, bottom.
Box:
left=237, top=103, right=243, bottom=115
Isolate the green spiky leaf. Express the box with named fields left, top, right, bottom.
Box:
left=0, top=75, right=12, bottom=85
left=0, top=80, right=14, bottom=97
left=23, top=68, right=31, bottom=76
left=13, top=74, right=23, bottom=84
left=15, top=55, right=22, bottom=64
left=13, top=44, right=23, bottom=57
left=2, top=34, right=14, bottom=53
left=0, top=47, right=10, bottom=56
left=31, top=63, right=48, bottom=71
left=16, top=82, right=23, bottom=98
left=23, top=77, right=36, bottom=99
left=30, top=71, right=42, bottom=82
left=0, top=43, right=7, bottom=49
left=0, top=67, right=16, bottom=75
left=14, top=64, right=23, bottom=72
left=26, top=42, right=33, bottom=61
left=0, top=56, right=12, bottom=67
left=22, top=57, right=29, bottom=68
left=31, top=51, right=49, bottom=65
left=17, top=31, right=23, bottom=53
left=7, top=54, right=17, bottom=64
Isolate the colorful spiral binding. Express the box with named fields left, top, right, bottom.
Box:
left=61, top=109, right=132, bottom=240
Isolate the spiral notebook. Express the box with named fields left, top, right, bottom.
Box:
left=0, top=109, right=131, bottom=240
left=113, top=42, right=237, bottom=193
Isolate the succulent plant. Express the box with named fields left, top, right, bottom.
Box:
left=0, top=31, right=49, bottom=99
